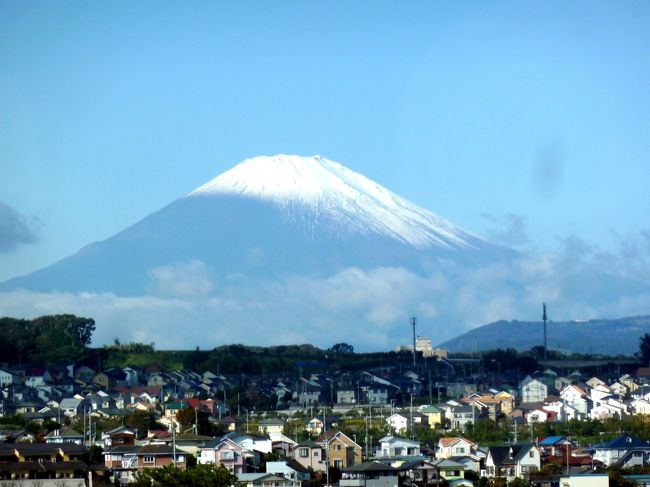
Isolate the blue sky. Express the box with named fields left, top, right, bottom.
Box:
left=1, top=2, right=649, bottom=289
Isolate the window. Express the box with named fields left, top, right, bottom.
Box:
left=455, top=447, right=465, bottom=454
left=143, top=456, right=154, bottom=464
left=313, top=450, right=319, bottom=457
left=529, top=451, right=534, bottom=458
left=299, top=448, right=309, bottom=458
left=334, top=460, right=343, bottom=469
left=333, top=444, right=341, bottom=451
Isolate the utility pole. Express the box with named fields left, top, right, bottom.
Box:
left=543, top=303, right=548, bottom=361
left=410, top=317, right=417, bottom=367
left=172, top=420, right=177, bottom=465
left=410, top=394, right=414, bottom=439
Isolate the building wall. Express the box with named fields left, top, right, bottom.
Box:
left=559, top=474, right=609, bottom=487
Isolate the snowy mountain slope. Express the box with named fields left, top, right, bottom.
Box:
left=190, top=154, right=481, bottom=250
left=0, top=155, right=509, bottom=295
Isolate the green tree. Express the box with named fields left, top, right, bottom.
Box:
left=125, top=411, right=164, bottom=439
left=639, top=333, right=650, bottom=365
left=330, top=343, right=354, bottom=354
left=134, top=463, right=237, bottom=487
left=176, top=408, right=212, bottom=436
left=88, top=445, right=104, bottom=464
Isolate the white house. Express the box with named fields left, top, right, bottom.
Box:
left=483, top=444, right=540, bottom=480
left=592, top=435, right=650, bottom=467
left=544, top=400, right=581, bottom=422
left=386, top=413, right=409, bottom=433
left=631, top=399, right=650, bottom=415
left=266, top=460, right=311, bottom=483
left=377, top=436, right=421, bottom=457
left=0, top=369, right=18, bottom=387
left=520, top=377, right=548, bottom=403
left=437, top=437, right=476, bottom=459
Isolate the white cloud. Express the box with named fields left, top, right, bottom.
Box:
left=2, top=234, right=650, bottom=351
left=148, top=260, right=214, bottom=297
left=0, top=201, right=41, bottom=252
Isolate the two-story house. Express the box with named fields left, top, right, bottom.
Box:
left=483, top=444, right=540, bottom=480
left=293, top=442, right=326, bottom=473
left=199, top=436, right=249, bottom=473
left=437, top=437, right=476, bottom=459
left=377, top=436, right=421, bottom=458
left=520, top=377, right=548, bottom=403
left=317, top=431, right=362, bottom=470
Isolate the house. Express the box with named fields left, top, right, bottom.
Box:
left=586, top=376, right=608, bottom=389
left=520, top=376, right=548, bottom=403
left=337, top=388, right=357, bottom=404
left=592, top=434, right=650, bottom=467
left=632, top=399, right=650, bottom=415
left=104, top=444, right=186, bottom=484
left=450, top=404, right=481, bottom=431
left=102, top=426, right=136, bottom=447
left=483, top=444, right=540, bottom=480
left=198, top=435, right=261, bottom=474
left=259, top=417, right=285, bottom=435
left=298, top=379, right=322, bottom=406
left=543, top=400, right=581, bottom=422
left=122, top=366, right=144, bottom=387
left=0, top=370, right=18, bottom=387
left=306, top=417, right=325, bottom=435
left=293, top=442, right=326, bottom=472
left=269, top=432, right=298, bottom=458
left=377, top=436, right=421, bottom=458
left=590, top=402, right=625, bottom=420
left=538, top=436, right=572, bottom=459
left=238, top=472, right=301, bottom=487
left=386, top=413, right=409, bottom=433
left=366, top=387, right=390, bottom=405
left=558, top=473, right=610, bottom=487
left=60, top=397, right=87, bottom=418
left=340, top=461, right=399, bottom=487
left=266, top=460, right=311, bottom=484
left=494, top=391, right=516, bottom=415
left=0, top=443, right=91, bottom=482
left=317, top=430, right=362, bottom=470
left=44, top=426, right=84, bottom=445
left=430, top=458, right=466, bottom=483
left=24, top=368, right=53, bottom=387
left=437, top=438, right=476, bottom=459
left=219, top=416, right=241, bottom=432
left=93, top=368, right=127, bottom=389
left=418, top=405, right=445, bottom=428
left=525, top=407, right=557, bottom=424
left=610, top=381, right=629, bottom=397
left=0, top=429, right=34, bottom=443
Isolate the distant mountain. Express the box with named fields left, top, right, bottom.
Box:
left=438, top=315, right=650, bottom=355
left=0, top=155, right=509, bottom=295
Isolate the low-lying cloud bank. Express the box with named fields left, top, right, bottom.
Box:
left=1, top=232, right=649, bottom=352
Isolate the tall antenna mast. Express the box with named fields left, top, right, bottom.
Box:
left=410, top=317, right=417, bottom=367
left=542, top=303, right=548, bottom=361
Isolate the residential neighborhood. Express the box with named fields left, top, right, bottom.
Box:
left=4, top=342, right=650, bottom=485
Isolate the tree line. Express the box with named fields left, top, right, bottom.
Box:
left=0, top=314, right=95, bottom=364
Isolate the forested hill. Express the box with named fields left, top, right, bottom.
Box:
left=438, top=315, right=650, bottom=355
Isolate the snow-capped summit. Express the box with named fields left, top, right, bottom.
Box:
left=190, top=154, right=475, bottom=250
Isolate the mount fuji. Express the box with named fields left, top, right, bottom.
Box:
left=0, top=155, right=511, bottom=296
left=24, top=154, right=650, bottom=350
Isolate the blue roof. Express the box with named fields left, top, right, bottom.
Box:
left=539, top=436, right=567, bottom=446
left=595, top=435, right=650, bottom=449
